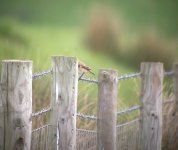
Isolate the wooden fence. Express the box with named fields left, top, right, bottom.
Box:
left=0, top=56, right=177, bottom=150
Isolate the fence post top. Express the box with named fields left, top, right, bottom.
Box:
left=52, top=56, right=78, bottom=60
left=99, top=69, right=118, bottom=73
left=98, top=69, right=118, bottom=82
left=140, top=62, right=163, bottom=72
left=2, top=60, right=32, bottom=63
left=141, top=62, right=163, bottom=66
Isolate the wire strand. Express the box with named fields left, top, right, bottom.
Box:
left=77, top=113, right=97, bottom=121
left=32, top=69, right=53, bottom=80
left=32, top=107, right=52, bottom=117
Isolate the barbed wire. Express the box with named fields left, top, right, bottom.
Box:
left=32, top=69, right=53, bottom=80
left=32, top=68, right=174, bottom=82
left=117, top=105, right=141, bottom=116
left=116, top=118, right=140, bottom=128
left=118, top=72, right=141, bottom=81
left=78, top=72, right=141, bottom=84
left=117, top=71, right=174, bottom=81
left=78, top=71, right=175, bottom=84
left=77, top=112, right=97, bottom=121
left=32, top=107, right=52, bottom=117
left=32, top=124, right=52, bottom=133
left=164, top=71, right=174, bottom=77
left=79, top=77, right=98, bottom=84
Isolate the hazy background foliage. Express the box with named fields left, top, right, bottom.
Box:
left=0, top=0, right=177, bottom=129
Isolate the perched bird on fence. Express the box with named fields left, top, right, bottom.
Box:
left=78, top=62, right=95, bottom=76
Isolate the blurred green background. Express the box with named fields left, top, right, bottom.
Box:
left=0, top=0, right=177, bottom=128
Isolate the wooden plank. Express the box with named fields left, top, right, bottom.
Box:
left=0, top=62, right=8, bottom=150
left=140, top=63, right=163, bottom=150
left=97, top=69, right=118, bottom=150
left=50, top=56, right=78, bottom=150
left=0, top=60, right=32, bottom=150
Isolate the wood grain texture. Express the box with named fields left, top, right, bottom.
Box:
left=0, top=60, right=32, bottom=150
left=140, top=63, right=163, bottom=150
left=97, top=69, right=118, bottom=150
left=0, top=62, right=7, bottom=150
left=50, top=56, right=78, bottom=150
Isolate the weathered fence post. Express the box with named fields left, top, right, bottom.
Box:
left=50, top=56, right=78, bottom=150
left=0, top=60, right=32, bottom=150
left=140, top=62, right=163, bottom=150
left=173, top=64, right=178, bottom=111
left=97, top=69, right=118, bottom=150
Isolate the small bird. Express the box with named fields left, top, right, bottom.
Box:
left=78, top=62, right=95, bottom=75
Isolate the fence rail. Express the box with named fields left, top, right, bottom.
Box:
left=0, top=57, right=178, bottom=150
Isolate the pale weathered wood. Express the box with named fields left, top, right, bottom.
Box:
left=49, top=56, right=78, bottom=150
left=97, top=69, right=118, bottom=150
left=140, top=63, right=163, bottom=150
left=0, top=62, right=8, bottom=150
left=0, top=60, right=32, bottom=150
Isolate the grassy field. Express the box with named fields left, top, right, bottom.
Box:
left=0, top=20, right=142, bottom=129
left=0, top=15, right=176, bottom=126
